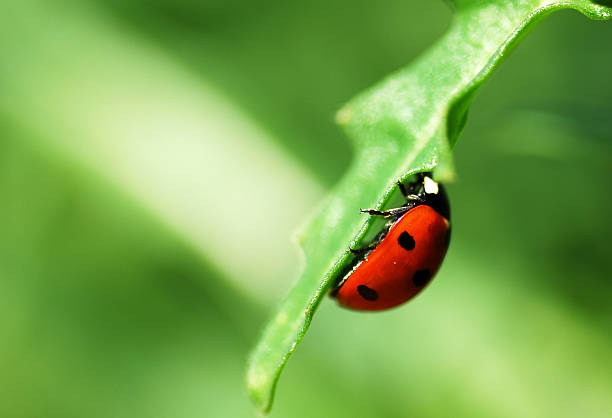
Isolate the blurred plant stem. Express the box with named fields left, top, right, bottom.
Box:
left=0, top=0, right=323, bottom=303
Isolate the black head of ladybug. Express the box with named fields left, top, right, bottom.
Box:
left=403, top=172, right=450, bottom=221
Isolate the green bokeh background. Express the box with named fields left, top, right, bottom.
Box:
left=1, top=1, right=611, bottom=417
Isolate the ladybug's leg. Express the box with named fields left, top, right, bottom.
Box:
left=360, top=207, right=412, bottom=217
left=360, top=208, right=389, bottom=216
left=349, top=230, right=388, bottom=254
left=349, top=245, right=375, bottom=255
left=397, top=180, right=424, bottom=203
left=361, top=197, right=425, bottom=217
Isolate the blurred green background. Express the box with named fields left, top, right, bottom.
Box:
left=1, top=1, right=611, bottom=417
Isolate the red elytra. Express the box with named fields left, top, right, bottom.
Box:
left=334, top=176, right=451, bottom=311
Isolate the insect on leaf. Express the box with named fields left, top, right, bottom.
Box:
left=246, top=0, right=612, bottom=413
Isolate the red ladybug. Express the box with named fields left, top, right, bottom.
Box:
left=333, top=173, right=451, bottom=311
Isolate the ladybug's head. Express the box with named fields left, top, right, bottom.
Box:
left=412, top=173, right=451, bottom=221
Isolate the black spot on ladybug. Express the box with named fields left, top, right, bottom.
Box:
left=398, top=231, right=415, bottom=250
left=445, top=228, right=452, bottom=250
left=357, top=285, right=378, bottom=301
left=412, top=269, right=431, bottom=287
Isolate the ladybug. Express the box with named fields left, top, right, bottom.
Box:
left=332, top=173, right=451, bottom=311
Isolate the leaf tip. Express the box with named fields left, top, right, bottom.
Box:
left=246, top=356, right=275, bottom=415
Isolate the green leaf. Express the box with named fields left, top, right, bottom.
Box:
left=246, top=0, right=611, bottom=413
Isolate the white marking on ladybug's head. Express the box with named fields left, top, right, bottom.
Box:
left=423, top=176, right=439, bottom=194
